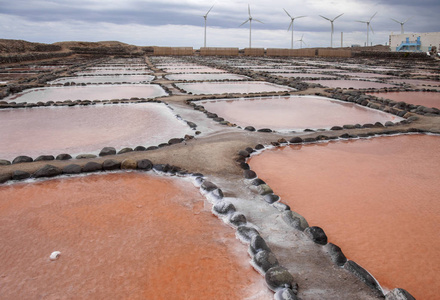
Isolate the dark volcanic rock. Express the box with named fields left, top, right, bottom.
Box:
left=117, top=147, right=133, bottom=154
left=244, top=126, right=256, bottom=131
left=137, top=159, right=153, bottom=170
left=265, top=266, right=295, bottom=291
left=56, top=153, right=72, bottom=160
left=168, top=138, right=184, bottom=145
left=264, top=194, right=280, bottom=204
left=82, top=162, right=102, bottom=172
left=252, top=178, right=266, bottom=186
left=281, top=211, right=309, bottom=231
left=236, top=226, right=260, bottom=242
left=344, top=260, right=384, bottom=297
left=33, top=164, right=62, bottom=178
left=99, top=147, right=116, bottom=157
left=304, top=226, right=328, bottom=245
left=35, top=155, right=55, bottom=162
left=244, top=170, right=257, bottom=179
left=289, top=137, right=303, bottom=144
left=274, top=288, right=299, bottom=300
left=63, top=164, right=82, bottom=174
left=0, top=173, right=12, bottom=183
left=12, top=156, right=33, bottom=164
left=238, top=150, right=250, bottom=157
left=201, top=180, right=217, bottom=192
left=325, top=243, right=347, bottom=266
left=253, top=250, right=279, bottom=272
left=0, top=159, right=11, bottom=166
left=249, top=235, right=271, bottom=255
left=258, top=128, right=273, bottom=133
left=213, top=201, right=236, bottom=215
left=12, top=170, right=31, bottom=180
left=385, top=288, right=416, bottom=300
left=255, top=144, right=265, bottom=150
left=228, top=213, right=247, bottom=226
left=134, top=146, right=147, bottom=151
left=102, top=159, right=121, bottom=170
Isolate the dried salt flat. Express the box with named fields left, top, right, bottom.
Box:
left=49, top=75, right=155, bottom=84
left=165, top=73, right=249, bottom=81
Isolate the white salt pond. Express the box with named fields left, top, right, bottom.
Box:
left=176, top=82, right=295, bottom=95
left=49, top=75, right=155, bottom=84
left=0, top=103, right=193, bottom=160
left=199, top=96, right=403, bottom=131
left=163, top=67, right=226, bottom=73
left=76, top=69, right=152, bottom=75
left=273, top=73, right=338, bottom=79
left=165, top=73, right=249, bottom=81
left=3, top=84, right=167, bottom=103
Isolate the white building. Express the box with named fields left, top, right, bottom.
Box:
left=389, top=32, right=440, bottom=52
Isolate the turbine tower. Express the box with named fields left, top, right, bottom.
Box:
left=202, top=4, right=215, bottom=48
left=283, top=9, right=306, bottom=49
left=357, top=12, right=377, bottom=46
left=297, top=34, right=307, bottom=49
left=320, top=13, right=343, bottom=48
left=391, top=17, right=411, bottom=34
left=240, top=4, right=263, bottom=48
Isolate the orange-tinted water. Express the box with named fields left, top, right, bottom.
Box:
left=372, top=92, right=440, bottom=109
left=0, top=104, right=192, bottom=160
left=305, top=80, right=397, bottom=89
left=0, top=173, right=270, bottom=300
left=200, top=96, right=402, bottom=130
left=249, top=135, right=440, bottom=299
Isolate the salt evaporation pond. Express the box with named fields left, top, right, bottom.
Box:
left=372, top=92, right=440, bottom=109
left=249, top=135, right=440, bottom=300
left=389, top=78, right=440, bottom=87
left=163, top=67, right=226, bottom=74
left=165, top=73, right=249, bottom=81
left=0, top=103, right=192, bottom=160
left=3, top=84, right=167, bottom=103
left=176, top=82, right=295, bottom=95
left=49, top=75, right=155, bottom=84
left=273, top=73, right=338, bottom=79
left=199, top=96, right=402, bottom=130
left=76, top=69, right=152, bottom=75
left=305, top=80, right=397, bottom=89
left=0, top=172, right=270, bottom=300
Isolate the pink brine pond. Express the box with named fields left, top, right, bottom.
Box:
left=305, top=80, right=397, bottom=89
left=371, top=92, right=440, bottom=109
left=49, top=75, right=155, bottom=84
left=199, top=96, right=402, bottom=131
left=249, top=135, right=440, bottom=300
left=4, top=85, right=167, bottom=103
left=0, top=103, right=192, bottom=160
left=176, top=82, right=295, bottom=95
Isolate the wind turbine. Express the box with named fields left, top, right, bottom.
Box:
left=319, top=13, right=343, bottom=48
left=391, top=17, right=411, bottom=34
left=202, top=4, right=215, bottom=48
left=297, top=34, right=307, bottom=49
left=356, top=12, right=377, bottom=46
left=240, top=4, right=263, bottom=48
left=283, top=9, right=306, bottom=49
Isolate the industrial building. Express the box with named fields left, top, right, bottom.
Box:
left=389, top=32, right=440, bottom=52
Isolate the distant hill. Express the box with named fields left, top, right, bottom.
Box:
left=0, top=39, right=62, bottom=53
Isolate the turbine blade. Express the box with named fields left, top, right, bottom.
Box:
left=390, top=18, right=400, bottom=23
left=356, top=20, right=367, bottom=23
left=295, top=16, right=306, bottom=19
left=320, top=15, right=331, bottom=21
left=370, top=11, right=377, bottom=22
left=288, top=20, right=293, bottom=31
left=370, top=24, right=374, bottom=34
left=206, top=4, right=215, bottom=16
left=333, top=13, right=344, bottom=21
left=248, top=4, right=251, bottom=18
left=254, top=19, right=264, bottom=24
left=240, top=19, right=249, bottom=27
left=283, top=8, right=292, bottom=19
left=403, top=16, right=412, bottom=24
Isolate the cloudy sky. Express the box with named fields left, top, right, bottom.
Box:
left=0, top=0, right=438, bottom=49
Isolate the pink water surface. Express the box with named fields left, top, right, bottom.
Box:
left=49, top=75, right=155, bottom=84
left=305, top=80, right=397, bottom=89
left=165, top=73, right=249, bottom=81
left=372, top=92, right=440, bottom=109
left=0, top=172, right=270, bottom=299
left=199, top=96, right=402, bottom=130
left=249, top=135, right=440, bottom=300
left=4, top=84, right=167, bottom=103
left=0, top=103, right=192, bottom=160
left=177, top=82, right=295, bottom=95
